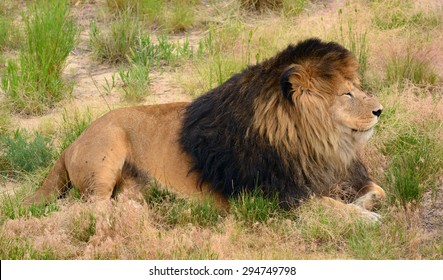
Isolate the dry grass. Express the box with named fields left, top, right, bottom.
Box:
left=0, top=0, right=442, bottom=259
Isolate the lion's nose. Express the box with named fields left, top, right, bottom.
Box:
left=372, top=109, right=382, bottom=117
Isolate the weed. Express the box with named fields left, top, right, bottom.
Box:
left=1, top=129, right=54, bottom=173
left=1, top=0, right=78, bottom=115
left=118, top=64, right=150, bottom=103
left=130, top=33, right=194, bottom=68
left=59, top=108, right=93, bottom=151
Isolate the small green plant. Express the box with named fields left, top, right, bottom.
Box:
left=89, top=10, right=140, bottom=63
left=59, top=108, right=94, bottom=151
left=385, top=53, right=438, bottom=86
left=71, top=211, right=96, bottom=243
left=1, top=0, right=78, bottom=114
left=130, top=33, right=194, bottom=68
left=2, top=129, right=54, bottom=173
left=230, top=190, right=281, bottom=225
left=119, top=64, right=150, bottom=103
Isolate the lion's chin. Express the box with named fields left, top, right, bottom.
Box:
left=352, top=127, right=374, bottom=142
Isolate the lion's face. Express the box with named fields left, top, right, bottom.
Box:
left=331, top=80, right=382, bottom=143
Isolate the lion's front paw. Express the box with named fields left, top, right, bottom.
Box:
left=353, top=183, right=386, bottom=211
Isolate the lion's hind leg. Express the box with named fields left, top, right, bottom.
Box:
left=66, top=128, right=132, bottom=202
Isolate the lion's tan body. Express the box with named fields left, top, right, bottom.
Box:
left=26, top=103, right=227, bottom=208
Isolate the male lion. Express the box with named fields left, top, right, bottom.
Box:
left=25, top=38, right=385, bottom=219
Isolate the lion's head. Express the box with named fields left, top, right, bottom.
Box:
left=180, top=38, right=382, bottom=206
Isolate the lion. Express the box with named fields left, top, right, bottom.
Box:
left=24, top=38, right=385, bottom=220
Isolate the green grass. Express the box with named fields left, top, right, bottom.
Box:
left=59, top=108, right=94, bottom=151
left=384, top=126, right=442, bottom=206
left=118, top=64, right=151, bottom=102
left=106, top=0, right=144, bottom=14
left=0, top=0, right=78, bottom=115
left=143, top=183, right=221, bottom=227
left=282, top=0, right=309, bottom=17
left=385, top=53, right=439, bottom=86
left=1, top=129, right=54, bottom=173
left=0, top=15, right=21, bottom=50
left=0, top=103, right=12, bottom=135
left=239, top=0, right=308, bottom=16
left=129, top=33, right=194, bottom=68
left=371, top=0, right=441, bottom=31
left=1, top=192, right=60, bottom=221
left=230, top=190, right=283, bottom=225
left=143, top=0, right=199, bottom=32
left=0, top=233, right=56, bottom=260
left=337, top=19, right=369, bottom=79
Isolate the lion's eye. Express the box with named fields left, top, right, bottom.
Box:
left=344, top=92, right=353, bottom=97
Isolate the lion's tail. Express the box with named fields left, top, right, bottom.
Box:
left=23, top=151, right=69, bottom=206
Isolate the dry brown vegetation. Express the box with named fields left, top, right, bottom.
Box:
left=0, top=0, right=442, bottom=259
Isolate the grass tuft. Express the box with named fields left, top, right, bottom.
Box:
left=0, top=0, right=78, bottom=115
left=89, top=10, right=140, bottom=64
left=385, top=53, right=439, bottom=86
left=384, top=126, right=442, bottom=206
left=229, top=190, right=282, bottom=225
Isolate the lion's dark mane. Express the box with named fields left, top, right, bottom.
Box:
left=179, top=38, right=359, bottom=207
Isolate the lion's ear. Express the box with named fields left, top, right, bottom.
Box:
left=280, top=66, right=296, bottom=102
left=280, top=65, right=311, bottom=102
